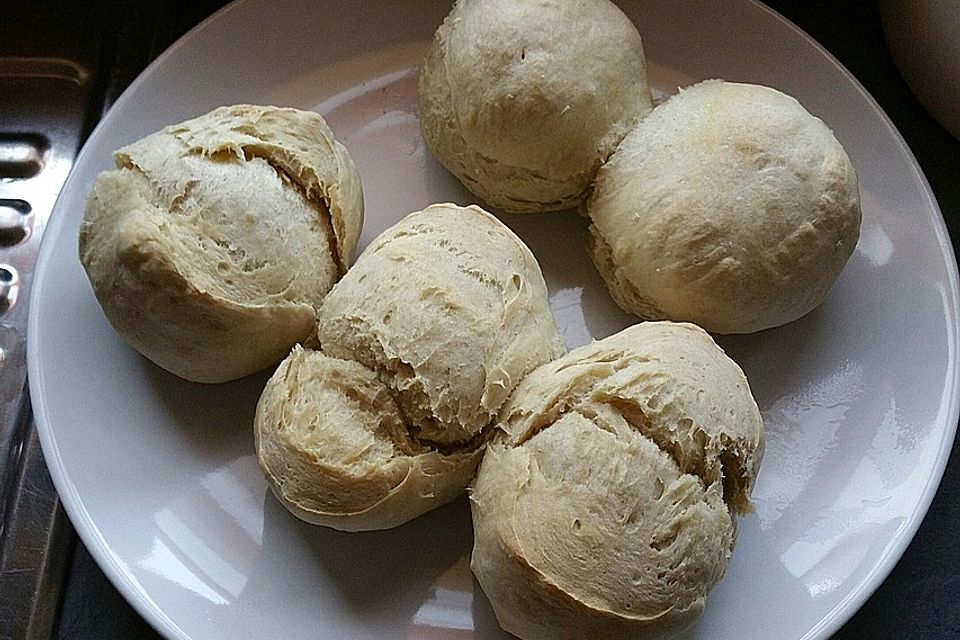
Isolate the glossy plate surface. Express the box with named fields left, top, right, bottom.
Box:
left=28, top=1, right=960, bottom=639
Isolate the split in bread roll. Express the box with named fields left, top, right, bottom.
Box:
left=79, top=104, right=363, bottom=383
left=418, top=0, right=653, bottom=213
left=255, top=203, right=565, bottom=531
left=471, top=321, right=763, bottom=640
left=587, top=80, right=861, bottom=333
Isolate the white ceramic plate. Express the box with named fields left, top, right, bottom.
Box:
left=28, top=1, right=960, bottom=639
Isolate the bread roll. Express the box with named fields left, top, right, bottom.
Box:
left=471, top=321, right=763, bottom=640
left=256, top=203, right=565, bottom=530
left=79, top=104, right=363, bottom=383
left=587, top=80, right=861, bottom=333
left=254, top=346, right=484, bottom=532
left=418, top=0, right=653, bottom=213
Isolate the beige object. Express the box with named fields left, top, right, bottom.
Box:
left=78, top=104, right=363, bottom=383
left=882, top=0, right=960, bottom=141
left=587, top=80, right=861, bottom=334
left=471, top=321, right=763, bottom=640
left=255, top=203, right=565, bottom=531
left=418, top=0, right=653, bottom=213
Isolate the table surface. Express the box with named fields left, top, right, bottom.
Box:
left=35, top=1, right=960, bottom=639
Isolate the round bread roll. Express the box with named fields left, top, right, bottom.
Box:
left=255, top=203, right=565, bottom=531
left=418, top=0, right=653, bottom=213
left=79, top=104, right=363, bottom=383
left=254, top=346, right=484, bottom=532
left=471, top=321, right=763, bottom=640
left=587, top=80, right=861, bottom=334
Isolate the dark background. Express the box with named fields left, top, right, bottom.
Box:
left=3, top=1, right=958, bottom=639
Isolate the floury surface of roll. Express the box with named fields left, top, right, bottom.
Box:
left=587, top=80, right=861, bottom=334
left=255, top=204, right=565, bottom=531
left=418, top=0, right=653, bottom=213
left=470, top=322, right=763, bottom=640
left=78, top=105, right=363, bottom=383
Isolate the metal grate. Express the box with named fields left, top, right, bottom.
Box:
left=0, top=3, right=228, bottom=637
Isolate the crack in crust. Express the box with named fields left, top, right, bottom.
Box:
left=499, top=324, right=761, bottom=516
left=235, top=146, right=345, bottom=279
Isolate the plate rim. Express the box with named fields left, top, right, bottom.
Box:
left=750, top=0, right=960, bottom=634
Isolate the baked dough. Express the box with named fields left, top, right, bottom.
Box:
left=470, top=321, right=763, bottom=640
left=254, top=346, right=484, bottom=532
left=587, top=80, right=861, bottom=333
left=255, top=203, right=565, bottom=530
left=418, top=0, right=653, bottom=213
left=79, top=104, right=363, bottom=383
